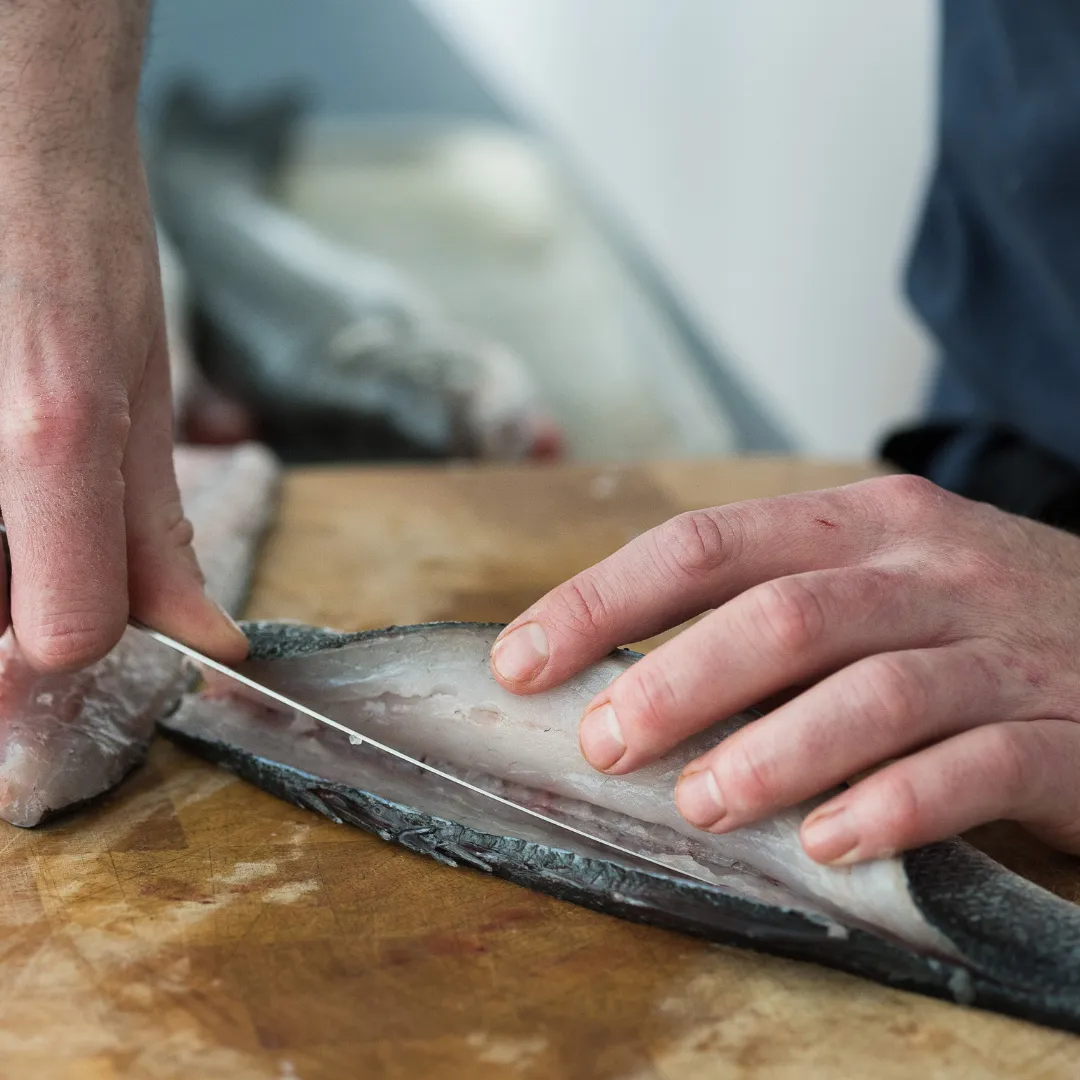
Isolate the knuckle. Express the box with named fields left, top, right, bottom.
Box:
left=24, top=615, right=124, bottom=671
left=848, top=654, right=931, bottom=727
left=751, top=577, right=828, bottom=655
left=132, top=493, right=196, bottom=551
left=723, top=740, right=778, bottom=811
left=868, top=473, right=946, bottom=524
left=1015, top=721, right=1080, bottom=844
left=958, top=645, right=1005, bottom=701
left=942, top=547, right=1008, bottom=598
left=875, top=771, right=923, bottom=840
left=655, top=509, right=735, bottom=580
left=977, top=724, right=1032, bottom=801
left=166, top=513, right=196, bottom=551
left=0, top=393, right=130, bottom=467
left=616, top=661, right=679, bottom=737
left=552, top=572, right=610, bottom=639
left=847, top=565, right=898, bottom=609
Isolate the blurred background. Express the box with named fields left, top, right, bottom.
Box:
left=140, top=0, right=938, bottom=465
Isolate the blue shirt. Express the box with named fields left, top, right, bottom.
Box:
left=885, top=0, right=1080, bottom=530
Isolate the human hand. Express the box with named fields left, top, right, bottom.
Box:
left=490, top=475, right=1080, bottom=864
left=0, top=0, right=247, bottom=670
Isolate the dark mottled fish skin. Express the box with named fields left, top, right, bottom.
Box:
left=161, top=716, right=1080, bottom=1034
left=159, top=619, right=1080, bottom=1033
left=904, top=840, right=1080, bottom=994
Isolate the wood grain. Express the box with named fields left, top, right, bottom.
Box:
left=3, top=456, right=1079, bottom=1080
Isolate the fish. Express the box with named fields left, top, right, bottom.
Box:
left=149, top=83, right=562, bottom=465
left=171, top=443, right=282, bottom=616
left=159, top=620, right=1080, bottom=1033
left=0, top=443, right=281, bottom=828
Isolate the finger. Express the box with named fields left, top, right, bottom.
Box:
left=797, top=719, right=1080, bottom=864
left=675, top=643, right=1018, bottom=833
left=123, top=332, right=248, bottom=662
left=578, top=563, right=949, bottom=774
left=0, top=325, right=131, bottom=670
left=490, top=479, right=904, bottom=694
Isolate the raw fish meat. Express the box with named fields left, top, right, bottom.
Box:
left=161, top=621, right=1080, bottom=1033
left=0, top=444, right=280, bottom=827
left=172, top=443, right=281, bottom=615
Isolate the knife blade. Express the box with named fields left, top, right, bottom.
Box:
left=131, top=620, right=718, bottom=888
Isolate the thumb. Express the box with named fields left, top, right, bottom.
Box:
left=124, top=332, right=249, bottom=662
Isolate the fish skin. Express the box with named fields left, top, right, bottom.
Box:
left=149, top=83, right=559, bottom=465
left=159, top=619, right=1080, bottom=1033
left=0, top=444, right=281, bottom=828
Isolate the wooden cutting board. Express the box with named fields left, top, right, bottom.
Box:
left=2, top=458, right=1080, bottom=1080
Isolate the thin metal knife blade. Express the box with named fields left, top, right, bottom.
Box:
left=133, top=621, right=718, bottom=888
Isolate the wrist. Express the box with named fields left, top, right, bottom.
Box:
left=0, top=0, right=148, bottom=165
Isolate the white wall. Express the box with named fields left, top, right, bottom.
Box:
left=418, top=0, right=938, bottom=458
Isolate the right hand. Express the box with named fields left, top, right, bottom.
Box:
left=0, top=58, right=246, bottom=670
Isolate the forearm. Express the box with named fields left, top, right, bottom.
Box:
left=0, top=0, right=149, bottom=166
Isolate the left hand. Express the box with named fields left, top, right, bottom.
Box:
left=488, top=474, right=1080, bottom=865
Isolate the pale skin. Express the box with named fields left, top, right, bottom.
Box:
left=491, top=475, right=1080, bottom=866
left=0, top=0, right=246, bottom=669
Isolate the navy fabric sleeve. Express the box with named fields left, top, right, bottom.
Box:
left=883, top=1, right=1080, bottom=531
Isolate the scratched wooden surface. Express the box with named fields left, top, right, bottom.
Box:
left=3, top=458, right=1080, bottom=1080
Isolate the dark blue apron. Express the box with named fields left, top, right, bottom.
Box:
left=883, top=0, right=1080, bottom=531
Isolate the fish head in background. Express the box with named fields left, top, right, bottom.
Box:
left=324, top=314, right=563, bottom=462
left=149, top=83, right=563, bottom=464
left=158, top=221, right=261, bottom=447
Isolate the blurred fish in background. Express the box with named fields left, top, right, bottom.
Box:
left=158, top=224, right=260, bottom=446
left=150, top=84, right=561, bottom=464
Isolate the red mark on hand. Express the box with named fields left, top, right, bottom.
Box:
left=815, top=518, right=838, bottom=529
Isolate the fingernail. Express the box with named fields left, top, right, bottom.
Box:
left=579, top=703, right=626, bottom=771
left=676, top=768, right=725, bottom=830
left=491, top=622, right=548, bottom=683
left=801, top=805, right=859, bottom=864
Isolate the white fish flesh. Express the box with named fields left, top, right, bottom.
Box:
left=161, top=621, right=1080, bottom=1033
